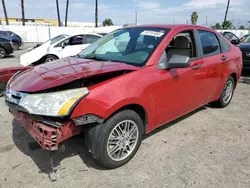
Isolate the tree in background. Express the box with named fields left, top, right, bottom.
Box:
left=239, top=25, right=245, bottom=30
left=191, top=12, right=198, bottom=25
left=56, top=0, right=61, bottom=26
left=95, top=0, right=98, bottom=27
left=222, top=21, right=232, bottom=29
left=1, top=0, right=9, bottom=25
left=103, top=19, right=113, bottom=26
left=212, top=23, right=222, bottom=30
left=21, top=0, right=25, bottom=26
left=65, top=0, right=69, bottom=27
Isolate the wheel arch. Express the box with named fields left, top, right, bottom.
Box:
left=230, top=72, right=237, bottom=87
left=107, top=103, right=148, bottom=133
left=42, top=54, right=59, bottom=60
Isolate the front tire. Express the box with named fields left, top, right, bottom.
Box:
left=86, top=110, right=144, bottom=169
left=212, top=76, right=235, bottom=108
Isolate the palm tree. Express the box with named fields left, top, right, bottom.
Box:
left=224, top=0, right=230, bottom=24
left=191, top=12, right=198, bottom=25
left=95, top=0, right=98, bottom=27
left=65, top=0, right=69, bottom=27
left=1, top=0, right=9, bottom=25
left=56, top=0, right=61, bottom=26
left=21, top=0, right=25, bottom=26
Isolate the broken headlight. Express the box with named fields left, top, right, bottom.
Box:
left=19, top=88, right=89, bottom=116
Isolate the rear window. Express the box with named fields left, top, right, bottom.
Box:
left=218, top=35, right=231, bottom=53
left=198, top=30, right=221, bottom=56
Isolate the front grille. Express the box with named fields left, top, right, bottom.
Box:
left=5, top=89, right=28, bottom=104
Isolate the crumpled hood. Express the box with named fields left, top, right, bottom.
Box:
left=9, top=57, right=138, bottom=92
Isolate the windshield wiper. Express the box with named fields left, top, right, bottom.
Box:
left=81, top=56, right=112, bottom=62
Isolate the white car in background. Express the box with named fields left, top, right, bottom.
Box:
left=20, top=33, right=103, bottom=66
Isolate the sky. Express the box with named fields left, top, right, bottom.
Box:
left=0, top=0, right=250, bottom=27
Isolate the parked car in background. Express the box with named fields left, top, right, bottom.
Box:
left=0, top=37, right=14, bottom=59
left=219, top=31, right=241, bottom=45
left=5, top=25, right=242, bottom=169
left=238, top=35, right=250, bottom=69
left=240, top=34, right=250, bottom=42
left=0, top=30, right=23, bottom=50
left=26, top=34, right=69, bottom=52
left=20, top=33, right=103, bottom=66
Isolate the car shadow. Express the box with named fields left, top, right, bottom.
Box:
left=4, top=55, right=15, bottom=59
left=12, top=119, right=105, bottom=176
left=12, top=106, right=207, bottom=179
left=144, top=106, right=207, bottom=140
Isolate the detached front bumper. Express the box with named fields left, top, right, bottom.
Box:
left=10, top=109, right=83, bottom=151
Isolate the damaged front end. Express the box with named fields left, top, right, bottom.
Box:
left=5, top=68, right=133, bottom=151
left=10, top=108, right=82, bottom=151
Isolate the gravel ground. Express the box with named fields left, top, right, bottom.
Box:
left=0, top=45, right=249, bottom=188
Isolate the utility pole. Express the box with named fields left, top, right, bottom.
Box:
left=224, top=0, right=230, bottom=23
left=135, top=11, right=138, bottom=25
left=1, top=0, right=9, bottom=25
left=173, top=18, right=175, bottom=24
left=65, top=0, right=69, bottom=27
left=95, top=0, right=98, bottom=27
left=21, top=0, right=25, bottom=26
left=56, top=0, right=61, bottom=27
left=206, top=16, right=208, bottom=27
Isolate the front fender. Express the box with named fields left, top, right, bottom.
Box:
left=70, top=92, right=155, bottom=132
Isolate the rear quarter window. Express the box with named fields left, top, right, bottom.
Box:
left=218, top=35, right=231, bottom=53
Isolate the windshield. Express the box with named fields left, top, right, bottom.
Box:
left=50, top=34, right=69, bottom=44
left=242, top=35, right=250, bottom=43
left=77, top=27, right=170, bottom=67
left=40, top=34, right=69, bottom=45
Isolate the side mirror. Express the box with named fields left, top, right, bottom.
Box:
left=158, top=54, right=190, bottom=70
left=61, top=42, right=67, bottom=49
left=231, top=39, right=240, bottom=45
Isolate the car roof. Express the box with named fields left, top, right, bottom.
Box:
left=132, top=24, right=212, bottom=30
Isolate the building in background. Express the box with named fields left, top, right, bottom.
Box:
left=62, top=21, right=101, bottom=27
left=0, top=17, right=58, bottom=26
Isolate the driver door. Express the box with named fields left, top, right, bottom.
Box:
left=150, top=29, right=205, bottom=127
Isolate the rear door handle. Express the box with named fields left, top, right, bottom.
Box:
left=221, top=56, right=228, bottom=61
left=191, top=64, right=202, bottom=70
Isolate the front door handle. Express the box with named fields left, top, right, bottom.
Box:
left=221, top=56, right=228, bottom=61
left=191, top=64, right=202, bottom=70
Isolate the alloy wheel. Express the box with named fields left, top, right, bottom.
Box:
left=107, top=120, right=139, bottom=161
left=222, top=80, right=234, bottom=104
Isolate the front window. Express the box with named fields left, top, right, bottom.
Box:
left=77, top=27, right=170, bottom=67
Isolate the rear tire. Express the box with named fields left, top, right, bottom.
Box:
left=85, top=110, right=144, bottom=169
left=12, top=41, right=19, bottom=51
left=0, top=47, right=6, bottom=59
left=42, top=55, right=58, bottom=63
left=212, top=76, right=235, bottom=108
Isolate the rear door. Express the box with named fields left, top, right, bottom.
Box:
left=196, top=29, right=225, bottom=103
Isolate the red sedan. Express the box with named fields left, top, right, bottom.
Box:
left=5, top=25, right=242, bottom=169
